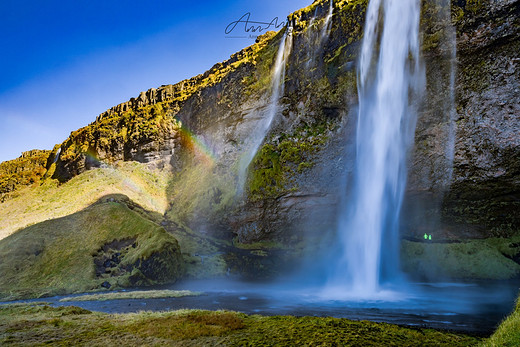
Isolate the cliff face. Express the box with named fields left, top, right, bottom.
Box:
left=445, top=0, right=520, bottom=237
left=0, top=150, right=51, bottom=201
left=1, top=0, right=518, bottom=277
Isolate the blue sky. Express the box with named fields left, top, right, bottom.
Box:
left=0, top=0, right=311, bottom=162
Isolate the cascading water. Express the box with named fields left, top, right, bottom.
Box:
left=327, top=0, right=424, bottom=295
left=53, top=148, right=61, bottom=163
left=237, top=27, right=293, bottom=195
left=441, top=0, right=458, bottom=185
left=305, top=0, right=333, bottom=69
left=320, top=0, right=334, bottom=41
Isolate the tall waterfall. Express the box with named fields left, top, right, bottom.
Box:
left=237, top=28, right=293, bottom=195
left=329, top=0, right=424, bottom=295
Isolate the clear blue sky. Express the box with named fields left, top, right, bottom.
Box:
left=0, top=0, right=311, bottom=162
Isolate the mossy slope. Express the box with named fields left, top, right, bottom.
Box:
left=0, top=201, right=184, bottom=300
left=0, top=161, right=170, bottom=241
left=0, top=304, right=480, bottom=346
left=483, top=295, right=520, bottom=346
left=401, top=237, right=520, bottom=280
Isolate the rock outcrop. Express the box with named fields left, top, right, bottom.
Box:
left=0, top=149, right=51, bottom=201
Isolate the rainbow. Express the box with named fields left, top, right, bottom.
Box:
left=177, top=124, right=217, bottom=166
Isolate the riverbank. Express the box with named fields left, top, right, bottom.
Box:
left=0, top=303, right=480, bottom=346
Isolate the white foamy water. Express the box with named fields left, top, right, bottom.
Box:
left=329, top=0, right=425, bottom=295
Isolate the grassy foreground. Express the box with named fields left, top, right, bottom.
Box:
left=0, top=303, right=480, bottom=346
left=482, top=297, right=520, bottom=347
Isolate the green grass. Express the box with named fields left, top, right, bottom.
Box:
left=0, top=161, right=171, bottom=241
left=0, top=159, right=233, bottom=282
left=0, top=201, right=184, bottom=300
left=482, top=296, right=520, bottom=346
left=401, top=238, right=520, bottom=280
left=59, top=290, right=201, bottom=302
left=0, top=303, right=481, bottom=346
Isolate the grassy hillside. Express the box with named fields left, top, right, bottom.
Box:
left=0, top=304, right=480, bottom=346
left=0, top=201, right=184, bottom=300
left=0, top=161, right=170, bottom=241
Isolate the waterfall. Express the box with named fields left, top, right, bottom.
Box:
left=53, top=148, right=61, bottom=163
left=443, top=0, right=458, bottom=185
left=320, top=0, right=334, bottom=41
left=306, top=1, right=333, bottom=69
left=329, top=0, right=424, bottom=295
left=237, top=27, right=293, bottom=196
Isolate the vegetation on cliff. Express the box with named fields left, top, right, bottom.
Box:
left=248, top=124, right=329, bottom=200
left=0, top=150, right=51, bottom=201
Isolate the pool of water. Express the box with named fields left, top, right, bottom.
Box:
left=13, top=279, right=517, bottom=336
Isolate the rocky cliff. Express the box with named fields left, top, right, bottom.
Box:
left=0, top=149, right=50, bottom=201
left=1, top=0, right=519, bottom=280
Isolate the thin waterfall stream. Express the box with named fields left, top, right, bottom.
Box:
left=237, top=27, right=293, bottom=196
left=320, top=0, right=334, bottom=41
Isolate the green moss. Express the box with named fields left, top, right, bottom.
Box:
left=326, top=43, right=348, bottom=64
left=248, top=125, right=328, bottom=200
left=0, top=304, right=481, bottom=346
left=0, top=201, right=184, bottom=300
left=0, top=150, right=51, bottom=201
left=59, top=290, right=201, bottom=302
left=60, top=103, right=181, bottom=165
left=245, top=31, right=280, bottom=94
left=232, top=238, right=284, bottom=250
left=0, top=162, right=171, bottom=241
left=482, top=295, right=520, bottom=346
left=401, top=238, right=520, bottom=280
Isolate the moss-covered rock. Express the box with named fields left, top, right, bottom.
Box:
left=0, top=150, right=51, bottom=201
left=401, top=238, right=520, bottom=280
left=0, top=199, right=184, bottom=300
